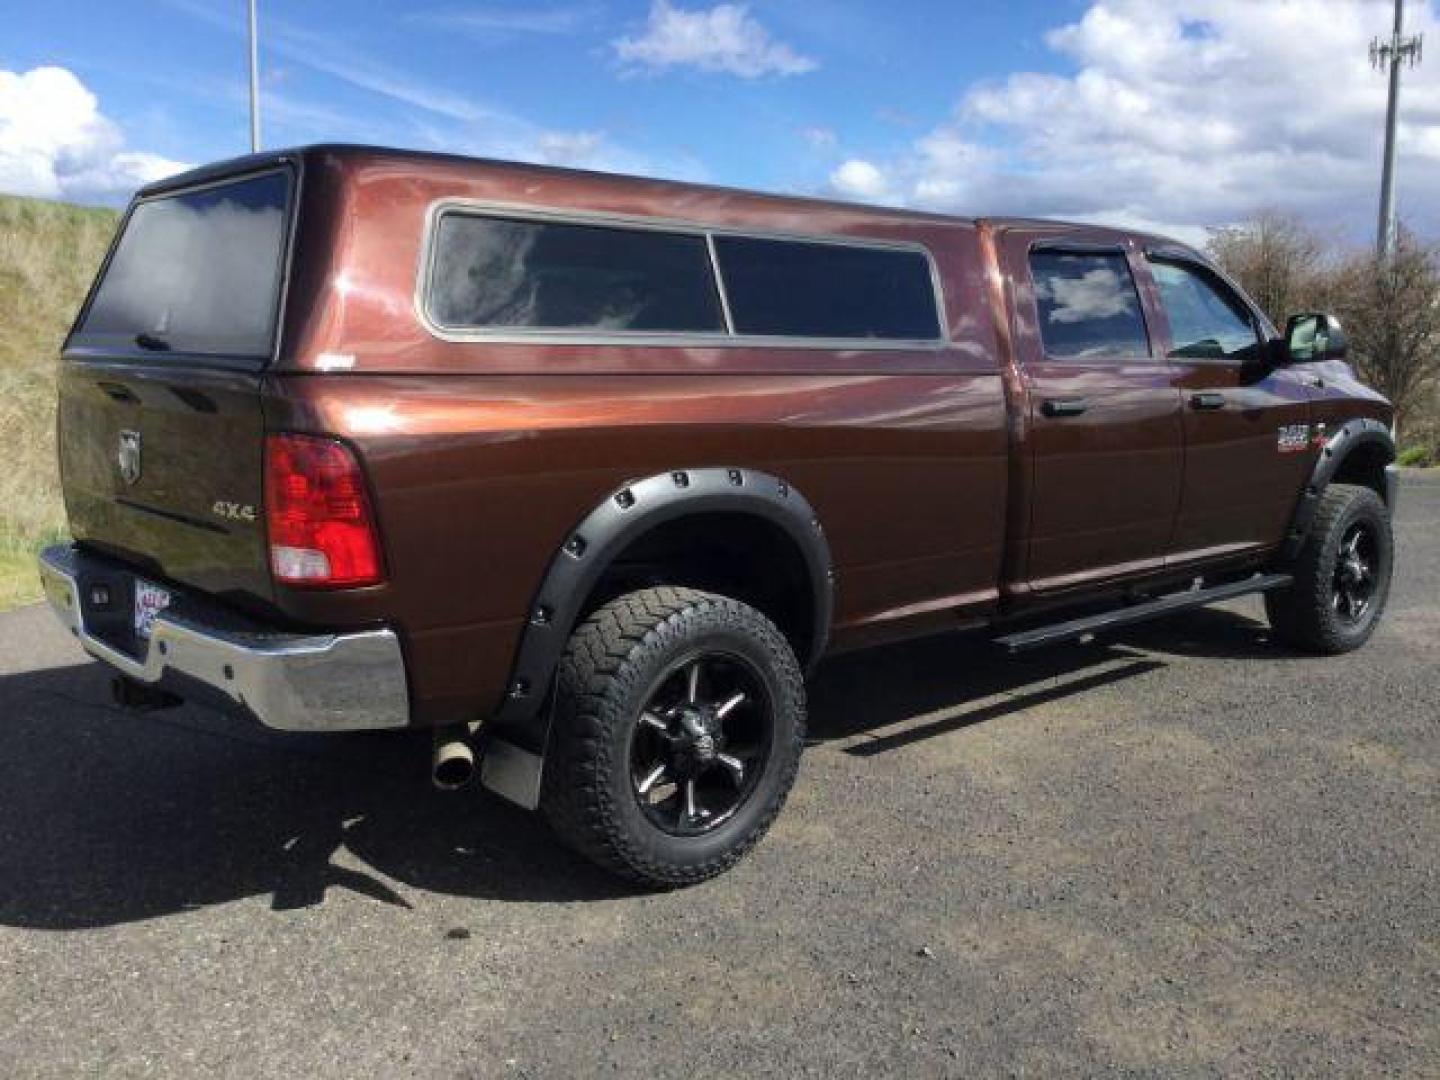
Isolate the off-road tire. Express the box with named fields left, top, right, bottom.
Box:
left=539, top=587, right=806, bottom=887
left=1265, top=483, right=1393, bottom=654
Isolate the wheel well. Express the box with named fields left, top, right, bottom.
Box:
left=579, top=511, right=818, bottom=664
left=1332, top=441, right=1392, bottom=503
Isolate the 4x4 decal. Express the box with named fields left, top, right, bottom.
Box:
left=212, top=501, right=257, bottom=523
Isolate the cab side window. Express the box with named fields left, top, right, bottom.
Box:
left=1028, top=250, right=1151, bottom=360
left=1148, top=258, right=1261, bottom=362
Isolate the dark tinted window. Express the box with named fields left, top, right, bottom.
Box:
left=1029, top=250, right=1150, bottom=359
left=74, top=170, right=290, bottom=359
left=713, top=235, right=941, bottom=340
left=1149, top=258, right=1260, bottom=360
left=428, top=214, right=724, bottom=333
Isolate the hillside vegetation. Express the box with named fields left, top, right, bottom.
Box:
left=1209, top=213, right=1440, bottom=459
left=0, top=194, right=117, bottom=608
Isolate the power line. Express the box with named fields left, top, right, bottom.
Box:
left=1371, top=0, right=1423, bottom=261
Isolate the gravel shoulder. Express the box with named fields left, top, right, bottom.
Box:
left=1, top=475, right=1437, bottom=1077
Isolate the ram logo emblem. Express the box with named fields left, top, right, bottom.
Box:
left=117, top=430, right=142, bottom=486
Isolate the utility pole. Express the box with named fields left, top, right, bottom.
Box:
left=1371, top=0, right=1423, bottom=261
left=247, top=0, right=262, bottom=154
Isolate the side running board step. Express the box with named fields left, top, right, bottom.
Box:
left=994, top=572, right=1293, bottom=654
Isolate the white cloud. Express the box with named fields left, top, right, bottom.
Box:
left=409, top=5, right=598, bottom=37
left=829, top=159, right=890, bottom=200
left=0, top=66, right=189, bottom=203
left=827, top=0, right=1440, bottom=241
left=406, top=114, right=708, bottom=183
left=1066, top=211, right=1211, bottom=251
left=531, top=130, right=609, bottom=165
left=615, top=1, right=817, bottom=78
left=802, top=125, right=838, bottom=150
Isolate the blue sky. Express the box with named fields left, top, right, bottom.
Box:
left=3, top=1, right=1439, bottom=243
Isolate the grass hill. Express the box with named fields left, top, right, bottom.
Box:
left=0, top=194, right=118, bottom=608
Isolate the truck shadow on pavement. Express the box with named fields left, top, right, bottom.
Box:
left=0, top=606, right=1285, bottom=929
left=809, top=602, right=1295, bottom=751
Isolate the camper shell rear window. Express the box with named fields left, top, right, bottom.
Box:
left=70, top=169, right=293, bottom=364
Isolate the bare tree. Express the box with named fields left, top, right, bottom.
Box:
left=1206, top=211, right=1328, bottom=327
left=1330, top=229, right=1440, bottom=433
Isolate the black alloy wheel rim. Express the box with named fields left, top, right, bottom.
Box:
left=629, top=651, right=774, bottom=837
left=1332, top=520, right=1380, bottom=624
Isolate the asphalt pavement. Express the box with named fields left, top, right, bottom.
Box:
left=1, top=475, right=1437, bottom=1077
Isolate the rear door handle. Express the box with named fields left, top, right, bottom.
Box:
left=1190, top=392, right=1226, bottom=411
left=1041, top=397, right=1088, bottom=418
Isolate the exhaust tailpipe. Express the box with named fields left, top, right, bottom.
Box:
left=432, top=731, right=477, bottom=791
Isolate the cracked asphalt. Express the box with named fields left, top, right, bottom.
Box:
left=1, top=474, right=1437, bottom=1077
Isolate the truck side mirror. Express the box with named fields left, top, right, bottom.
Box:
left=1283, top=312, right=1348, bottom=365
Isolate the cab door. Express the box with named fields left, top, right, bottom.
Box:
left=1139, top=252, right=1313, bottom=563
left=999, top=228, right=1184, bottom=593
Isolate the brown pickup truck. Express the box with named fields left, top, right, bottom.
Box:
left=39, top=145, right=1398, bottom=886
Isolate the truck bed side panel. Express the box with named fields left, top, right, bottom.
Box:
left=263, top=371, right=1008, bottom=722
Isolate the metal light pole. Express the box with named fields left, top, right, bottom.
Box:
left=1371, top=0, right=1423, bottom=261
left=247, top=0, right=261, bottom=153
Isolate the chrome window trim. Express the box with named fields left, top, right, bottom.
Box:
left=413, top=197, right=951, bottom=350
left=705, top=232, right=737, bottom=335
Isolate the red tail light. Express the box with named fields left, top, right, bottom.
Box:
left=264, top=433, right=383, bottom=588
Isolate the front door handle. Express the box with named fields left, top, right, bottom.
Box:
left=1041, top=397, right=1088, bottom=418
left=1190, top=392, right=1226, bottom=411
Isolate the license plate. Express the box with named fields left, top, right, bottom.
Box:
left=133, top=580, right=171, bottom=639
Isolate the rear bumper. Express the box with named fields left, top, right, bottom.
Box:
left=37, top=544, right=409, bottom=732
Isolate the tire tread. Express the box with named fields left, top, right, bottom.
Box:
left=1265, top=483, right=1392, bottom=654
left=540, top=587, right=805, bottom=887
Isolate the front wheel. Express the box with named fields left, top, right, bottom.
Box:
left=540, top=587, right=806, bottom=887
left=1265, top=483, right=1394, bottom=654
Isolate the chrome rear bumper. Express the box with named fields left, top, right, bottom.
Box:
left=38, top=544, right=409, bottom=732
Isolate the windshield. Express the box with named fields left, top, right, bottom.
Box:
left=71, top=169, right=291, bottom=360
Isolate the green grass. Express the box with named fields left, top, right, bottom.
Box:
left=1397, top=445, right=1433, bottom=468
left=0, top=194, right=118, bottom=609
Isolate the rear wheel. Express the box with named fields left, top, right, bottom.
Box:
left=540, top=587, right=805, bottom=887
left=1265, top=483, right=1393, bottom=654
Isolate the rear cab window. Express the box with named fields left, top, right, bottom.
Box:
left=422, top=206, right=945, bottom=345
left=69, top=169, right=293, bottom=366
left=1028, top=249, right=1151, bottom=361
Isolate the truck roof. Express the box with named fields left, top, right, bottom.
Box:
left=139, top=143, right=1190, bottom=252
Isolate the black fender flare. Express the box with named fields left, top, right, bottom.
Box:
left=1282, top=418, right=1396, bottom=560
left=479, top=467, right=833, bottom=808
